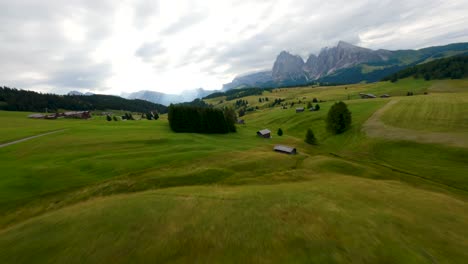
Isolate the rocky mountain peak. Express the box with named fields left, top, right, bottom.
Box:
left=272, top=51, right=306, bottom=83
left=337, top=41, right=358, bottom=49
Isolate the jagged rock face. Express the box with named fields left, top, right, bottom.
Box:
left=222, top=41, right=468, bottom=89
left=272, top=51, right=307, bottom=82
left=222, top=70, right=273, bottom=90
left=304, top=41, right=388, bottom=79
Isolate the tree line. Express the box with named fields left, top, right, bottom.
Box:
left=0, top=86, right=168, bottom=113
left=168, top=105, right=237, bottom=134
left=382, top=54, right=468, bottom=82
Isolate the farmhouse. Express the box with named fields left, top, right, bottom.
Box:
left=359, top=93, right=377, bottom=99
left=257, top=129, right=271, bottom=138
left=63, top=111, right=91, bottom=119
left=296, top=107, right=305, bottom=113
left=28, top=111, right=91, bottom=119
left=274, top=145, right=297, bottom=154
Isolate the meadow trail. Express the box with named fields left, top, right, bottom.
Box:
left=0, top=129, right=67, bottom=148
left=363, top=99, right=468, bottom=148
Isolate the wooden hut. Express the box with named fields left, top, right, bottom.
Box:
left=274, top=145, right=297, bottom=154
left=296, top=107, right=305, bottom=113
left=257, top=129, right=271, bottom=138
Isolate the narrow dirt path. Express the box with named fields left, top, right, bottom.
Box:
left=0, top=129, right=67, bottom=148
left=363, top=100, right=468, bottom=148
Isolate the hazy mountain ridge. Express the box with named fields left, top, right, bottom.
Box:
left=223, top=41, right=468, bottom=89
left=123, top=88, right=213, bottom=106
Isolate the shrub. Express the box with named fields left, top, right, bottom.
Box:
left=113, top=116, right=118, bottom=121
left=326, top=101, right=352, bottom=134
left=305, top=129, right=317, bottom=145
left=106, top=115, right=112, bottom=121
left=315, top=104, right=320, bottom=111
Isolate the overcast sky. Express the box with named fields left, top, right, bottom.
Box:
left=1, top=0, right=467, bottom=95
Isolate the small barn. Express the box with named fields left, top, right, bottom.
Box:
left=296, top=107, right=305, bottom=113
left=237, top=119, right=245, bottom=125
left=359, top=93, right=377, bottom=99
left=28, top=113, right=45, bottom=119
left=309, top=107, right=315, bottom=112
left=380, top=94, right=391, bottom=98
left=274, top=145, right=297, bottom=155
left=257, top=129, right=271, bottom=138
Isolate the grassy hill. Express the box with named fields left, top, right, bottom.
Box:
left=0, top=78, right=467, bottom=263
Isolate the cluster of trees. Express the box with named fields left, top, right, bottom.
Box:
left=234, top=99, right=248, bottom=108
left=258, top=97, right=269, bottom=103
left=306, top=102, right=320, bottom=110
left=270, top=98, right=285, bottom=107
left=238, top=106, right=257, bottom=117
left=168, top=105, right=237, bottom=134
left=122, top=113, right=135, bottom=120
left=0, top=86, right=167, bottom=113
left=145, top=112, right=159, bottom=120
left=382, top=54, right=468, bottom=82
left=177, top=98, right=212, bottom=108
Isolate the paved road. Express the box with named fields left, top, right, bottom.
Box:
left=0, top=129, right=67, bottom=148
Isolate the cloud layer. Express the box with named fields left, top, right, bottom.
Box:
left=1, top=0, right=467, bottom=94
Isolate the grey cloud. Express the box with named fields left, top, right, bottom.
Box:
left=162, top=11, right=206, bottom=35
left=0, top=0, right=116, bottom=93
left=135, top=42, right=166, bottom=62
left=186, top=0, right=468, bottom=82
left=1, top=0, right=467, bottom=93
left=133, top=0, right=159, bottom=28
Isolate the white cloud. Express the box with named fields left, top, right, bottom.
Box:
left=0, top=0, right=467, bottom=95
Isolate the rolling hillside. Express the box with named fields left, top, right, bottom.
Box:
left=0, top=78, right=467, bottom=263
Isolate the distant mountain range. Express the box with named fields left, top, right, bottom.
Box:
left=223, top=41, right=468, bottom=89
left=122, top=88, right=213, bottom=106
left=67, top=90, right=94, bottom=96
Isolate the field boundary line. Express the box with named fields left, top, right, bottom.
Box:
left=363, top=99, right=468, bottom=148
left=0, top=129, right=67, bottom=148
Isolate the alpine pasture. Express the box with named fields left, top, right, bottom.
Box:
left=1, top=78, right=468, bottom=263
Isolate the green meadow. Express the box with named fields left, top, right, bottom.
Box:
left=0, top=78, right=468, bottom=263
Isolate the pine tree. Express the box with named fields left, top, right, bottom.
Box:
left=106, top=115, right=112, bottom=121
left=277, top=128, right=283, bottom=136
left=305, top=129, right=317, bottom=145
left=315, top=104, right=320, bottom=111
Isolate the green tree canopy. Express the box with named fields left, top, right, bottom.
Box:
left=326, top=101, right=352, bottom=134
